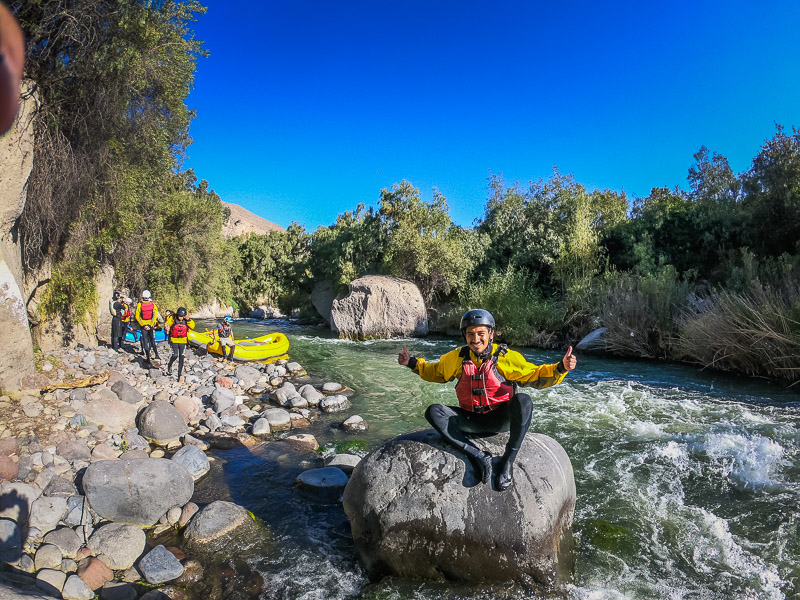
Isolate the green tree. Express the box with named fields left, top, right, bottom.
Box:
left=379, top=181, right=482, bottom=303
left=234, top=224, right=310, bottom=311
left=741, top=125, right=800, bottom=257
left=13, top=0, right=208, bottom=318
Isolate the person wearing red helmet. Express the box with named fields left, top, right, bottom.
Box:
left=398, top=309, right=577, bottom=491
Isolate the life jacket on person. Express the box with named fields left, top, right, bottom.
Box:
left=454, top=344, right=515, bottom=413
left=139, top=301, right=155, bottom=321
left=170, top=321, right=188, bottom=339
left=218, top=323, right=232, bottom=338
left=121, top=304, right=132, bottom=322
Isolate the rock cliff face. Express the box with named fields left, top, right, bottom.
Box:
left=0, top=83, right=36, bottom=390
left=343, top=429, right=576, bottom=587
left=330, top=275, right=428, bottom=339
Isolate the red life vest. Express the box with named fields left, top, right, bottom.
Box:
left=121, top=305, right=132, bottom=321
left=170, top=322, right=188, bottom=339
left=454, top=345, right=515, bottom=413
left=140, top=301, right=154, bottom=321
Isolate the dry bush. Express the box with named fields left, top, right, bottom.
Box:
left=675, top=287, right=800, bottom=383
left=600, top=269, right=689, bottom=358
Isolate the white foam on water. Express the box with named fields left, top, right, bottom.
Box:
left=692, top=431, right=788, bottom=490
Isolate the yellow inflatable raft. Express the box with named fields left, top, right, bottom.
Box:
left=188, top=330, right=289, bottom=363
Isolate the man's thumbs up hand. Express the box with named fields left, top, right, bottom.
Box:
left=562, top=346, right=577, bottom=371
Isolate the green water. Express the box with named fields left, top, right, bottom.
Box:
left=199, top=319, right=800, bottom=600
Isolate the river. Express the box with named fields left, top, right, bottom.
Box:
left=193, top=319, right=800, bottom=600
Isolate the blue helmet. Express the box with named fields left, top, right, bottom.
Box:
left=460, top=309, right=495, bottom=336
left=224, top=316, right=232, bottom=322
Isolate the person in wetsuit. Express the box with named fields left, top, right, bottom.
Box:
left=165, top=307, right=194, bottom=381
left=398, top=309, right=577, bottom=491
left=110, top=291, right=124, bottom=351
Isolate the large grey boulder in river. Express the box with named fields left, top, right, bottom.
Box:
left=330, top=275, right=428, bottom=339
left=343, top=430, right=576, bottom=586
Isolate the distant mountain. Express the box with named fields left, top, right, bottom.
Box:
left=222, top=202, right=285, bottom=239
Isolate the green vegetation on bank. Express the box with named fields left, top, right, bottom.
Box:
left=13, top=1, right=800, bottom=383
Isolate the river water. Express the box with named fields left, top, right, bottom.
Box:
left=194, top=320, right=800, bottom=600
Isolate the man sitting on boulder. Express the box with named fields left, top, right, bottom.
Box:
left=398, top=309, right=576, bottom=491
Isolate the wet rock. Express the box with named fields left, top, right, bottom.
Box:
left=262, top=408, right=291, bottom=432
left=137, top=545, right=184, bottom=585
left=181, top=434, right=210, bottom=452
left=178, top=502, right=199, bottom=528
left=170, top=446, right=209, bottom=481
left=298, top=384, right=323, bottom=406
left=284, top=434, right=318, bottom=452
left=220, top=415, right=245, bottom=428
left=326, top=453, right=362, bottom=475
left=320, top=395, right=351, bottom=413
left=88, top=522, right=146, bottom=570
left=137, top=401, right=189, bottom=445
left=251, top=418, right=270, bottom=436
left=295, top=467, right=348, bottom=502
left=173, top=558, right=204, bottom=587
left=343, top=430, right=576, bottom=585
left=321, top=382, right=345, bottom=394
left=342, top=415, right=367, bottom=432
left=83, top=459, right=194, bottom=526
left=182, top=500, right=261, bottom=555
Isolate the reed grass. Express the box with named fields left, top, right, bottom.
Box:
left=676, top=286, right=800, bottom=383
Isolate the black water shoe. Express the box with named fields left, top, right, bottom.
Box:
left=497, top=460, right=514, bottom=491
left=470, top=450, right=492, bottom=484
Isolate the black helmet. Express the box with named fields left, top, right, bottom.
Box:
left=176, top=307, right=187, bottom=317
left=113, top=291, right=121, bottom=300
left=460, top=309, right=495, bottom=335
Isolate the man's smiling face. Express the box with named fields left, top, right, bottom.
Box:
left=465, top=325, right=492, bottom=355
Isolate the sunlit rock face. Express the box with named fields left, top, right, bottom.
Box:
left=331, top=275, right=428, bottom=340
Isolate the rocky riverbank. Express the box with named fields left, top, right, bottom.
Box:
left=0, top=340, right=366, bottom=599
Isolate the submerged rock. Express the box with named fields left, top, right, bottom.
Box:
left=343, top=429, right=576, bottom=587
left=182, top=500, right=261, bottom=556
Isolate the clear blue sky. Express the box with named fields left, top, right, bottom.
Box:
left=183, top=1, right=800, bottom=230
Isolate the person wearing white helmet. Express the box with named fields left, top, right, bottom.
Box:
left=214, top=315, right=236, bottom=360
left=135, top=290, right=161, bottom=364
left=398, top=308, right=577, bottom=491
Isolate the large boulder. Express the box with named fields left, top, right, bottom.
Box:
left=82, top=459, right=194, bottom=526
left=136, top=401, right=189, bottom=445
left=0, top=83, right=36, bottom=390
left=330, top=275, right=427, bottom=340
left=71, top=389, right=138, bottom=434
left=343, top=430, right=576, bottom=587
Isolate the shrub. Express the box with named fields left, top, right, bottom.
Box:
left=598, top=267, right=690, bottom=358
left=457, top=267, right=564, bottom=347
left=675, top=286, right=800, bottom=382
